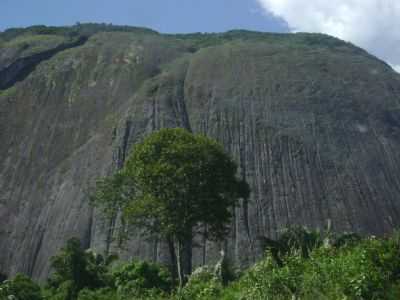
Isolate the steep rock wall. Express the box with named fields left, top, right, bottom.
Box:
left=1, top=28, right=400, bottom=280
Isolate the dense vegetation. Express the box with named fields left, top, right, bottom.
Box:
left=0, top=23, right=371, bottom=56
left=0, top=23, right=158, bottom=42
left=1, top=228, right=400, bottom=299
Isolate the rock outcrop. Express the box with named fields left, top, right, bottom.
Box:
left=1, top=25, right=400, bottom=280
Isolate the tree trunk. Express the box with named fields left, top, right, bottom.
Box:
left=175, top=236, right=192, bottom=288
left=176, top=240, right=183, bottom=288
left=167, top=236, right=178, bottom=283
left=182, top=236, right=192, bottom=279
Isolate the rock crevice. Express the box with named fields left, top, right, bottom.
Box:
left=0, top=36, right=88, bottom=90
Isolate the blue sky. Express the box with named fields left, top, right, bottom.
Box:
left=0, top=0, right=288, bottom=33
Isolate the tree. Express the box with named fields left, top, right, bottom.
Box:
left=47, top=238, right=115, bottom=300
left=0, top=272, right=6, bottom=283
left=94, top=128, right=249, bottom=287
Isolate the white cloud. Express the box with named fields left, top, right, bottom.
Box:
left=257, top=0, right=400, bottom=67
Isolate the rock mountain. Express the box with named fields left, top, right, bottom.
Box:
left=1, top=24, right=400, bottom=280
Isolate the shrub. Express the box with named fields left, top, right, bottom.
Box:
left=0, top=274, right=42, bottom=300
left=228, top=232, right=400, bottom=300
left=178, top=266, right=222, bottom=300
left=77, top=288, right=117, bottom=300
left=112, top=260, right=172, bottom=297
left=47, top=238, right=113, bottom=300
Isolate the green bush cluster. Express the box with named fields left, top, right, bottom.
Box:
left=1, top=23, right=358, bottom=57
left=177, top=266, right=223, bottom=300
left=45, top=238, right=115, bottom=300
left=0, top=274, right=42, bottom=300
left=0, top=238, right=172, bottom=300
left=227, top=230, right=400, bottom=300
left=2, top=230, right=400, bottom=300
left=112, top=260, right=172, bottom=298
left=169, top=30, right=355, bottom=54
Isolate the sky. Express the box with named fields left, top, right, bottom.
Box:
left=1, top=0, right=399, bottom=72
left=0, top=0, right=288, bottom=34
left=257, top=0, right=400, bottom=72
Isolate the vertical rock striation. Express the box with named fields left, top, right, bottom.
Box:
left=1, top=27, right=400, bottom=279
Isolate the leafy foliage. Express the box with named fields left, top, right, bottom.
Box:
left=91, top=171, right=136, bottom=219
left=259, top=226, right=361, bottom=266
left=76, top=288, right=116, bottom=300
left=46, top=238, right=114, bottom=300
left=3, top=231, right=400, bottom=300
left=123, top=128, right=249, bottom=241
left=226, top=231, right=400, bottom=300
left=112, top=260, right=172, bottom=297
left=93, top=128, right=249, bottom=285
left=169, top=229, right=400, bottom=300
left=178, top=266, right=222, bottom=300
left=0, top=274, right=42, bottom=300
left=41, top=238, right=173, bottom=300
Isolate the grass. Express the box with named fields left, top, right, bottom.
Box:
left=0, top=86, right=17, bottom=98
left=3, top=34, right=67, bottom=57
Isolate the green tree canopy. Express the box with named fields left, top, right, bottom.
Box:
left=93, top=128, right=249, bottom=286
left=124, top=128, right=248, bottom=241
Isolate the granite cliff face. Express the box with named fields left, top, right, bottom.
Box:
left=1, top=25, right=400, bottom=280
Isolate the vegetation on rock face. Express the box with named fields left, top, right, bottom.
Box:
left=0, top=23, right=158, bottom=42
left=93, top=128, right=250, bottom=286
